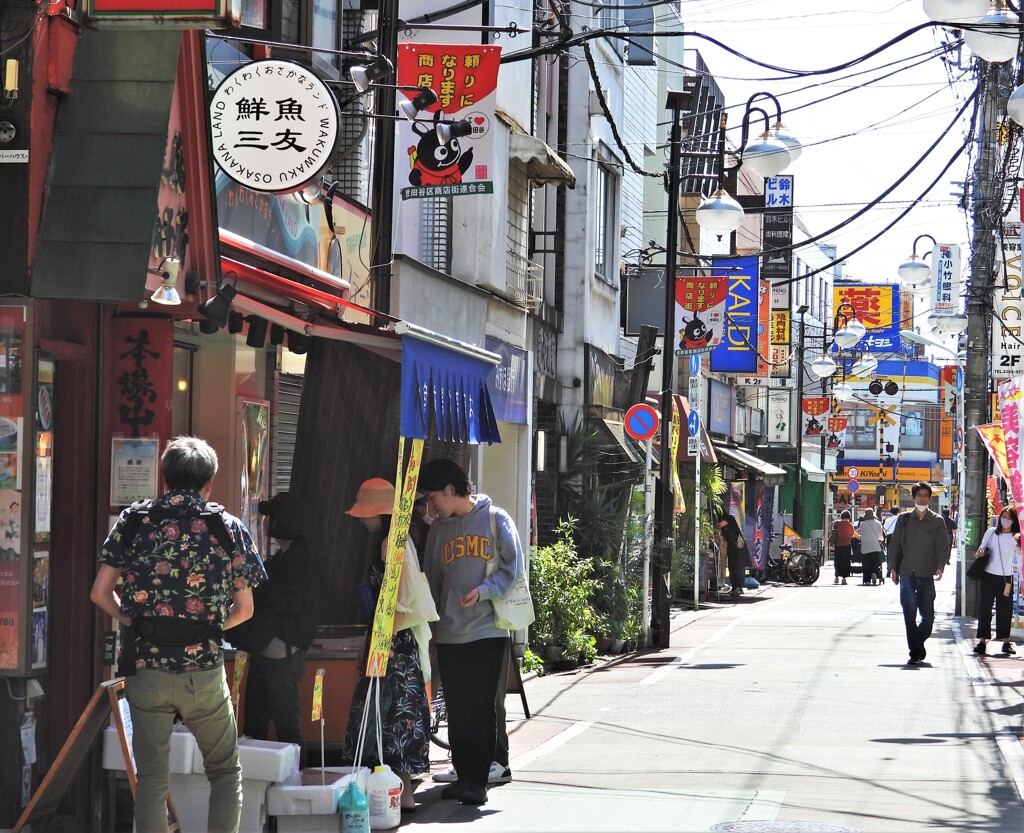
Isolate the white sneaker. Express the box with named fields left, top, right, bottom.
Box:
left=488, top=762, right=512, bottom=784
left=433, top=766, right=458, bottom=783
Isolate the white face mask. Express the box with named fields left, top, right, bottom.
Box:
left=915, top=504, right=928, bottom=513
left=1001, top=517, right=1013, bottom=529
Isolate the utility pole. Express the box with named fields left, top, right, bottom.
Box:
left=369, top=0, right=399, bottom=321
left=963, top=61, right=1009, bottom=615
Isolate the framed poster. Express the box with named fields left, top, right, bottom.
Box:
left=239, top=400, right=270, bottom=559
left=109, top=437, right=160, bottom=507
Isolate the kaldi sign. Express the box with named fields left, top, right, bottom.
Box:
left=83, top=0, right=240, bottom=28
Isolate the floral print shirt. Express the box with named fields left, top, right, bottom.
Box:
left=98, top=489, right=265, bottom=673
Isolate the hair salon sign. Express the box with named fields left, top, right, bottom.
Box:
left=209, top=60, right=340, bottom=193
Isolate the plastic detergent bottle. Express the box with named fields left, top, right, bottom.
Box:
left=338, top=780, right=369, bottom=833
left=366, top=764, right=403, bottom=829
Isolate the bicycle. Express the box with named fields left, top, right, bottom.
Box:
left=759, top=534, right=820, bottom=585
left=429, top=681, right=450, bottom=751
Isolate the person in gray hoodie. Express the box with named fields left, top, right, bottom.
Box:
left=887, top=481, right=949, bottom=665
left=420, top=458, right=524, bottom=806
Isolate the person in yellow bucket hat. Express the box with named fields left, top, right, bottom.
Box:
left=339, top=477, right=437, bottom=812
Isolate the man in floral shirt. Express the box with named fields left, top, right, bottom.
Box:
left=91, top=437, right=265, bottom=833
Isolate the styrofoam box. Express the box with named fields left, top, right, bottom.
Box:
left=192, top=737, right=301, bottom=782
left=101, top=725, right=196, bottom=774
left=276, top=815, right=342, bottom=832
left=169, top=772, right=269, bottom=833
left=267, top=766, right=370, bottom=817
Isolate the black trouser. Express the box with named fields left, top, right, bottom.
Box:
left=727, top=545, right=747, bottom=592
left=834, top=545, right=852, bottom=578
left=437, top=638, right=506, bottom=789
left=976, top=573, right=1014, bottom=641
left=861, top=550, right=881, bottom=583
left=244, top=649, right=306, bottom=747
left=494, top=637, right=511, bottom=768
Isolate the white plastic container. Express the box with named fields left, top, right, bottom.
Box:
left=192, top=737, right=300, bottom=782
left=101, top=725, right=196, bottom=774
left=365, top=765, right=402, bottom=830
left=266, top=766, right=369, bottom=817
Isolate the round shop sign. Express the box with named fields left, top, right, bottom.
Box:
left=209, top=59, right=340, bottom=193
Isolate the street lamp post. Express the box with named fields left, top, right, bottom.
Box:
left=793, top=304, right=810, bottom=536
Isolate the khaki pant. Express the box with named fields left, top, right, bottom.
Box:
left=126, top=664, right=241, bottom=833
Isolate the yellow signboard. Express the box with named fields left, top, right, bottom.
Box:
left=365, top=437, right=424, bottom=678
left=311, top=667, right=325, bottom=721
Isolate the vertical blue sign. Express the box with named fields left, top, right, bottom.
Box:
left=710, top=255, right=760, bottom=373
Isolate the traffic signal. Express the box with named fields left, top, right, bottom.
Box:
left=868, top=379, right=899, bottom=395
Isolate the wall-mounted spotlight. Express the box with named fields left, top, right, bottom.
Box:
left=148, top=257, right=182, bottom=305
left=350, top=56, right=394, bottom=93
left=227, top=311, right=245, bottom=335
left=436, top=118, right=473, bottom=147
left=245, top=316, right=268, bottom=348
left=197, top=278, right=238, bottom=329
left=270, top=324, right=286, bottom=345
left=399, top=87, right=439, bottom=121
left=287, top=330, right=309, bottom=355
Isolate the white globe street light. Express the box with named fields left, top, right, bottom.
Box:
left=834, top=317, right=867, bottom=349
left=833, top=382, right=855, bottom=402
left=1007, top=84, right=1024, bottom=126
left=898, top=254, right=931, bottom=287
left=922, top=0, right=989, bottom=23
left=742, top=131, right=792, bottom=179
left=850, top=355, right=879, bottom=377
left=810, top=354, right=838, bottom=379
left=771, top=121, right=802, bottom=164
left=929, top=312, right=969, bottom=335
left=963, top=1, right=1020, bottom=63
left=694, top=189, right=745, bottom=236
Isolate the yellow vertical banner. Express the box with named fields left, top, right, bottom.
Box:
left=311, top=667, right=325, bottom=721
left=365, top=437, right=424, bottom=678
left=670, top=406, right=685, bottom=514
left=231, top=651, right=247, bottom=717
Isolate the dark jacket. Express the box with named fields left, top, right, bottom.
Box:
left=888, top=509, right=949, bottom=578
left=227, top=538, right=315, bottom=652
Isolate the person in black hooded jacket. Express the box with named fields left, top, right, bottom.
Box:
left=227, top=491, right=315, bottom=747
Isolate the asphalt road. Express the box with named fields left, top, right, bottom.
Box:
left=410, top=562, right=1024, bottom=833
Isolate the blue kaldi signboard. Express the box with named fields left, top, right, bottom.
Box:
left=710, top=256, right=760, bottom=373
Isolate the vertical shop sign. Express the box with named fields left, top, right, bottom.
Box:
left=997, top=375, right=1024, bottom=507
left=931, top=244, right=961, bottom=316
left=767, top=389, right=792, bottom=445
left=710, top=256, right=761, bottom=373
left=110, top=319, right=174, bottom=439
left=993, top=225, right=1023, bottom=379
left=826, top=416, right=848, bottom=451
left=802, top=396, right=830, bottom=438
left=397, top=44, right=501, bottom=200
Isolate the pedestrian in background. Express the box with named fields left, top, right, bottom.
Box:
left=888, top=481, right=948, bottom=665
left=420, top=458, right=524, bottom=806
left=941, top=508, right=957, bottom=551
left=972, top=507, right=1019, bottom=657
left=832, top=510, right=858, bottom=585
left=882, top=506, right=902, bottom=563
left=716, top=512, right=750, bottom=598
left=340, top=478, right=435, bottom=812
left=227, top=492, right=315, bottom=752
left=857, top=509, right=885, bottom=586
left=91, top=437, right=265, bottom=833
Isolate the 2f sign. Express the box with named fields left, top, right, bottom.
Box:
left=993, top=226, right=1023, bottom=379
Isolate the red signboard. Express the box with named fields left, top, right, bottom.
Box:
left=83, top=0, right=235, bottom=27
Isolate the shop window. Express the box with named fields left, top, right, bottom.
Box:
left=844, top=407, right=877, bottom=451
left=594, top=161, right=619, bottom=286
left=172, top=343, right=195, bottom=438
left=420, top=196, right=452, bottom=273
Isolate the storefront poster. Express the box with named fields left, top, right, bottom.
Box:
left=239, top=400, right=270, bottom=559
left=31, top=553, right=48, bottom=608
left=0, top=490, right=20, bottom=560
left=110, top=437, right=160, bottom=507
left=396, top=43, right=501, bottom=200
left=0, top=561, right=19, bottom=670
left=30, top=608, right=46, bottom=670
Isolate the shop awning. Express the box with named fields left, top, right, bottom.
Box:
left=508, top=132, right=576, bottom=188
left=714, top=444, right=787, bottom=486
left=399, top=327, right=502, bottom=444
left=598, top=418, right=645, bottom=465
left=800, top=456, right=827, bottom=483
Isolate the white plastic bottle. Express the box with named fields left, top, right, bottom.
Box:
left=338, top=780, right=370, bottom=833
left=366, top=764, right=403, bottom=829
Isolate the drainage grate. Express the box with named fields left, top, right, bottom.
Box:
left=712, top=824, right=861, bottom=833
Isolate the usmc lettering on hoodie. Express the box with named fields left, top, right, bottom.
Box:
left=442, top=534, right=494, bottom=565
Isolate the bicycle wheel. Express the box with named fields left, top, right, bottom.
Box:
left=786, top=552, right=812, bottom=584
left=429, top=688, right=450, bottom=750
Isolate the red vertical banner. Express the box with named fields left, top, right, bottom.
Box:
left=396, top=43, right=501, bottom=200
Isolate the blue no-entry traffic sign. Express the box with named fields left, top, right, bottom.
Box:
left=624, top=403, right=660, bottom=441
left=687, top=410, right=700, bottom=436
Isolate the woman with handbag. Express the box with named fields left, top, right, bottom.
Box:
left=340, top=478, right=438, bottom=812
left=973, top=507, right=1019, bottom=657
left=832, top=510, right=858, bottom=585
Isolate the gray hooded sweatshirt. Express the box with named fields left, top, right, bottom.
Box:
left=423, top=494, right=524, bottom=644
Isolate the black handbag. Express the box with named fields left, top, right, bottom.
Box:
left=967, top=544, right=990, bottom=580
